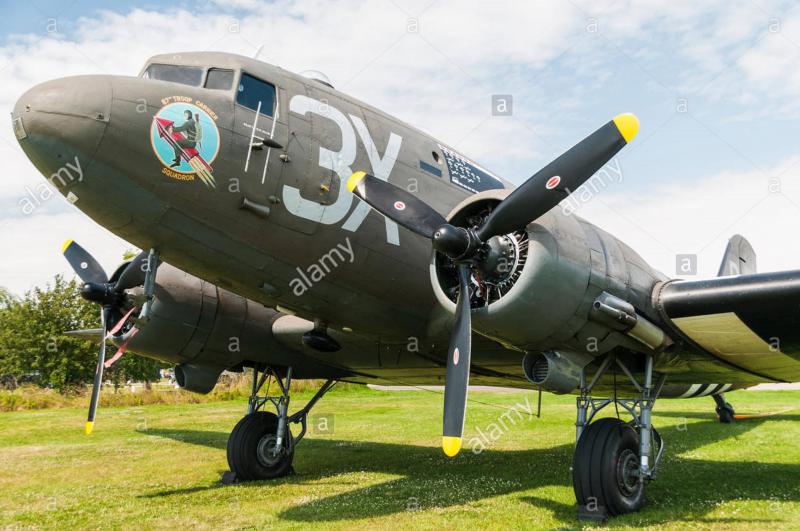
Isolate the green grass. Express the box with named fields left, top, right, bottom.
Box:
left=0, top=387, right=799, bottom=529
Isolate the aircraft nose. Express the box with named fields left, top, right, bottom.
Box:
left=12, top=75, right=112, bottom=190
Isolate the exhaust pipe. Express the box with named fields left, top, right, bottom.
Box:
left=590, top=292, right=667, bottom=350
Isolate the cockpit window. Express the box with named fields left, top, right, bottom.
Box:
left=205, top=69, right=234, bottom=90
left=142, top=64, right=203, bottom=87
left=236, top=73, right=275, bottom=117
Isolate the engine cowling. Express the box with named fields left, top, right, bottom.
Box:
left=430, top=190, right=666, bottom=355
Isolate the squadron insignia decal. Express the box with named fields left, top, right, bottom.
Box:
left=150, top=98, right=220, bottom=188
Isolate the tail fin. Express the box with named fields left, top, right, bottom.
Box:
left=717, top=235, right=756, bottom=276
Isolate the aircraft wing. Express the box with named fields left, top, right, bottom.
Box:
left=655, top=270, right=800, bottom=382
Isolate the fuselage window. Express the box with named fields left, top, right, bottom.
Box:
left=236, top=73, right=275, bottom=117
left=205, top=69, right=234, bottom=90
left=142, top=64, right=203, bottom=87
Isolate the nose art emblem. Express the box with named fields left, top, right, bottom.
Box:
left=150, top=99, right=220, bottom=189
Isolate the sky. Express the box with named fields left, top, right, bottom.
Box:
left=2, top=0, right=800, bottom=294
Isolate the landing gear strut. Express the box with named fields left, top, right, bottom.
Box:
left=573, top=353, right=666, bottom=521
left=714, top=393, right=736, bottom=423
left=224, top=365, right=335, bottom=483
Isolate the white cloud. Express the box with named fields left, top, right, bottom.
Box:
left=576, top=155, right=800, bottom=279
left=0, top=210, right=131, bottom=294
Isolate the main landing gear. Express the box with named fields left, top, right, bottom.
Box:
left=572, top=353, right=666, bottom=521
left=713, top=393, right=736, bottom=424
left=224, top=365, right=335, bottom=483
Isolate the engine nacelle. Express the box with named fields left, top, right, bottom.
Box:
left=430, top=190, right=666, bottom=354
left=113, top=263, right=287, bottom=393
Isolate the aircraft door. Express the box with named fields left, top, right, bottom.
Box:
left=231, top=72, right=289, bottom=208
left=271, top=80, right=322, bottom=234
left=274, top=85, right=364, bottom=235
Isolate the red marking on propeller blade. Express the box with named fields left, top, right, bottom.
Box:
left=394, top=201, right=406, bottom=211
left=453, top=347, right=460, bottom=365
left=545, top=175, right=561, bottom=190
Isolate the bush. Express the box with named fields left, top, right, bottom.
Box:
left=0, top=374, right=353, bottom=412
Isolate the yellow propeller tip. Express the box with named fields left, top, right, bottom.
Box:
left=613, top=113, right=639, bottom=143
left=61, top=239, right=74, bottom=254
left=85, top=421, right=94, bottom=435
left=346, top=171, right=367, bottom=193
left=442, top=436, right=462, bottom=457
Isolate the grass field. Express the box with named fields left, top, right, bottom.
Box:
left=1, top=387, right=799, bottom=530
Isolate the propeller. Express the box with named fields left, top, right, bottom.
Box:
left=441, top=264, right=472, bottom=456
left=348, top=113, right=639, bottom=456
left=61, top=240, right=152, bottom=434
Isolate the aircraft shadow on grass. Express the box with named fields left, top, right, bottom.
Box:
left=141, top=415, right=800, bottom=526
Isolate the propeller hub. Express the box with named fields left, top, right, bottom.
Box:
left=432, top=224, right=480, bottom=260
left=80, top=282, right=114, bottom=305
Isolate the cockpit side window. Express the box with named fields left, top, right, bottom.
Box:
left=205, top=69, right=234, bottom=90
left=142, top=64, right=203, bottom=87
left=236, top=73, right=275, bottom=117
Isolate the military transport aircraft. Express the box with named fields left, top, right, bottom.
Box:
left=12, top=51, right=800, bottom=520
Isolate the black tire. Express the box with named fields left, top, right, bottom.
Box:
left=573, top=417, right=646, bottom=517
left=716, top=402, right=735, bottom=424
left=227, top=411, right=294, bottom=481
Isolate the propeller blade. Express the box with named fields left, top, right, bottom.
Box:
left=62, top=240, right=108, bottom=284
left=64, top=328, right=105, bottom=342
left=347, top=171, right=447, bottom=239
left=477, top=113, right=639, bottom=241
left=115, top=251, right=150, bottom=291
left=85, top=307, right=109, bottom=435
left=442, top=264, right=473, bottom=457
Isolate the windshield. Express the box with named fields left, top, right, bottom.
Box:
left=142, top=64, right=203, bottom=87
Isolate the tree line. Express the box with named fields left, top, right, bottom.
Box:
left=0, top=276, right=165, bottom=391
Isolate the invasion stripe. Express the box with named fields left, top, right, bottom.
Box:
left=678, top=384, right=702, bottom=398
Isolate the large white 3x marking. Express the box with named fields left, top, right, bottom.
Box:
left=283, top=95, right=402, bottom=245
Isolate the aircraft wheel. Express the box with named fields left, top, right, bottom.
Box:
left=716, top=402, right=736, bottom=424
left=573, top=417, right=645, bottom=517
left=227, top=411, right=294, bottom=481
